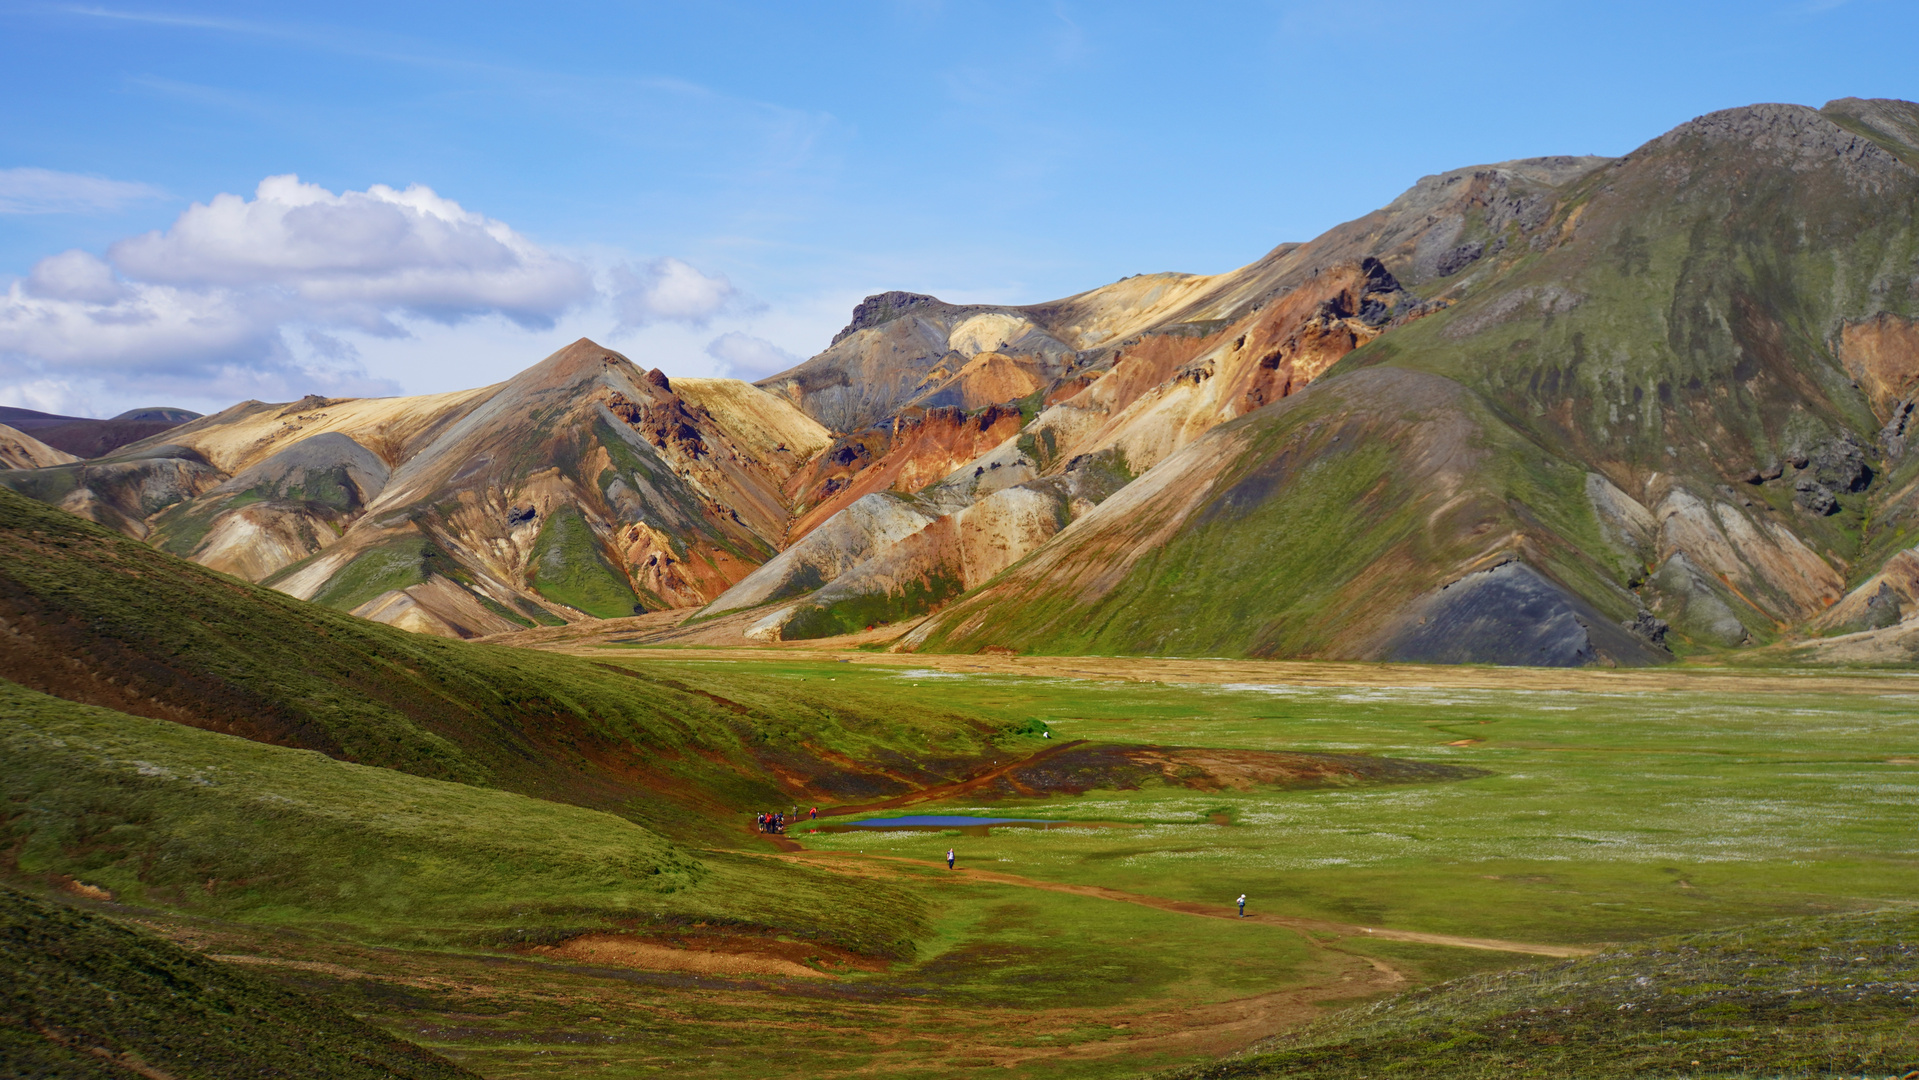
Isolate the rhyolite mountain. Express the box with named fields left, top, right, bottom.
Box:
left=2, top=345, right=835, bottom=637
left=6, top=97, right=1919, bottom=665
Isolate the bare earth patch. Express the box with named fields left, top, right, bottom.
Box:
left=524, top=933, right=840, bottom=978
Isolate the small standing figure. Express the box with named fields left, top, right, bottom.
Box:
left=946, top=848, right=956, bottom=870
left=810, top=806, right=818, bottom=821
left=1237, top=894, right=1247, bottom=918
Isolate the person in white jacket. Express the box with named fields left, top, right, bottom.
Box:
left=1237, top=894, right=1246, bottom=917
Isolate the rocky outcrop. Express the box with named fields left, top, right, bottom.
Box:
left=1385, top=561, right=1667, bottom=668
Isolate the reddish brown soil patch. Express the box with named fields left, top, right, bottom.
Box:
left=813, top=740, right=1484, bottom=816
left=522, top=932, right=876, bottom=979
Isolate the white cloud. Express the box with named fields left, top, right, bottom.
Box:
left=0, top=174, right=596, bottom=415
left=704, top=331, right=799, bottom=379
left=110, top=174, right=591, bottom=328
left=611, top=256, right=748, bottom=328
left=25, top=251, right=126, bottom=303
left=0, top=167, right=166, bottom=215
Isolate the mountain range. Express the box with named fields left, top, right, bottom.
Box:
left=8, top=97, right=1919, bottom=667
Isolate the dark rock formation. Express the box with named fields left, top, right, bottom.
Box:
left=1385, top=562, right=1667, bottom=668
left=1434, top=241, right=1485, bottom=277
left=830, top=292, right=944, bottom=345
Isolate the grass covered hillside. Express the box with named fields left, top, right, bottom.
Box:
left=0, top=886, right=475, bottom=1080
left=0, top=485, right=1047, bottom=841
left=1168, top=910, right=1919, bottom=1079
left=908, top=367, right=1663, bottom=665
left=0, top=681, right=924, bottom=956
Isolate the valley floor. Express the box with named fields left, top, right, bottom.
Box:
left=41, top=649, right=1913, bottom=1078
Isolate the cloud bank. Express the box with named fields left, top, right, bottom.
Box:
left=1, top=173, right=805, bottom=417
left=0, top=174, right=604, bottom=413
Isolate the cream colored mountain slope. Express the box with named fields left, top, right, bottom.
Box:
left=0, top=424, right=79, bottom=470
left=149, top=386, right=499, bottom=474
left=673, top=378, right=833, bottom=464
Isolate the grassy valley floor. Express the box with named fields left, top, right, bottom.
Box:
left=13, top=649, right=1919, bottom=1077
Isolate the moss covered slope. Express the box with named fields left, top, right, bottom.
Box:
left=0, top=680, right=924, bottom=956
left=0, top=886, right=475, bottom=1080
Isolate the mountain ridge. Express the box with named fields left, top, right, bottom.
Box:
left=6, top=97, right=1919, bottom=666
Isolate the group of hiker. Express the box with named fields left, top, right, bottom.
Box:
left=754, top=807, right=820, bottom=834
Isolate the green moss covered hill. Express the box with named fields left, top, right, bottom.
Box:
left=0, top=484, right=1036, bottom=831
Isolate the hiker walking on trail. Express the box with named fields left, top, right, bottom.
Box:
left=947, top=848, right=956, bottom=870
left=1237, top=894, right=1246, bottom=917
left=810, top=806, right=818, bottom=821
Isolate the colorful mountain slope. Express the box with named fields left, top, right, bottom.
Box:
left=896, top=99, right=1919, bottom=663
left=0, top=341, right=834, bottom=637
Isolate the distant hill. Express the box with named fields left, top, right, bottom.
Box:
left=0, top=404, right=199, bottom=459
left=0, top=423, right=77, bottom=470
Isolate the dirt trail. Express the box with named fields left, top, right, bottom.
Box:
left=775, top=850, right=1595, bottom=959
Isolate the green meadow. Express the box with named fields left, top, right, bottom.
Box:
left=752, top=660, right=1919, bottom=948
left=10, top=559, right=1919, bottom=1080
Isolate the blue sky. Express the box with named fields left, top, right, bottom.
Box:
left=1, top=0, right=1914, bottom=417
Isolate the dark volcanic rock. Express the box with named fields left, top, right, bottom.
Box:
left=1434, top=241, right=1486, bottom=277
left=1809, top=433, right=1871, bottom=492
left=1385, top=561, right=1667, bottom=667
left=1863, top=582, right=1904, bottom=630
left=1624, top=610, right=1672, bottom=649
left=1793, top=476, right=1839, bottom=516
left=831, top=291, right=945, bottom=345
left=1880, top=397, right=1917, bottom=459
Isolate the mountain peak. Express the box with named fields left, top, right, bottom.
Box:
left=1646, top=102, right=1913, bottom=184
left=831, top=291, right=947, bottom=345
